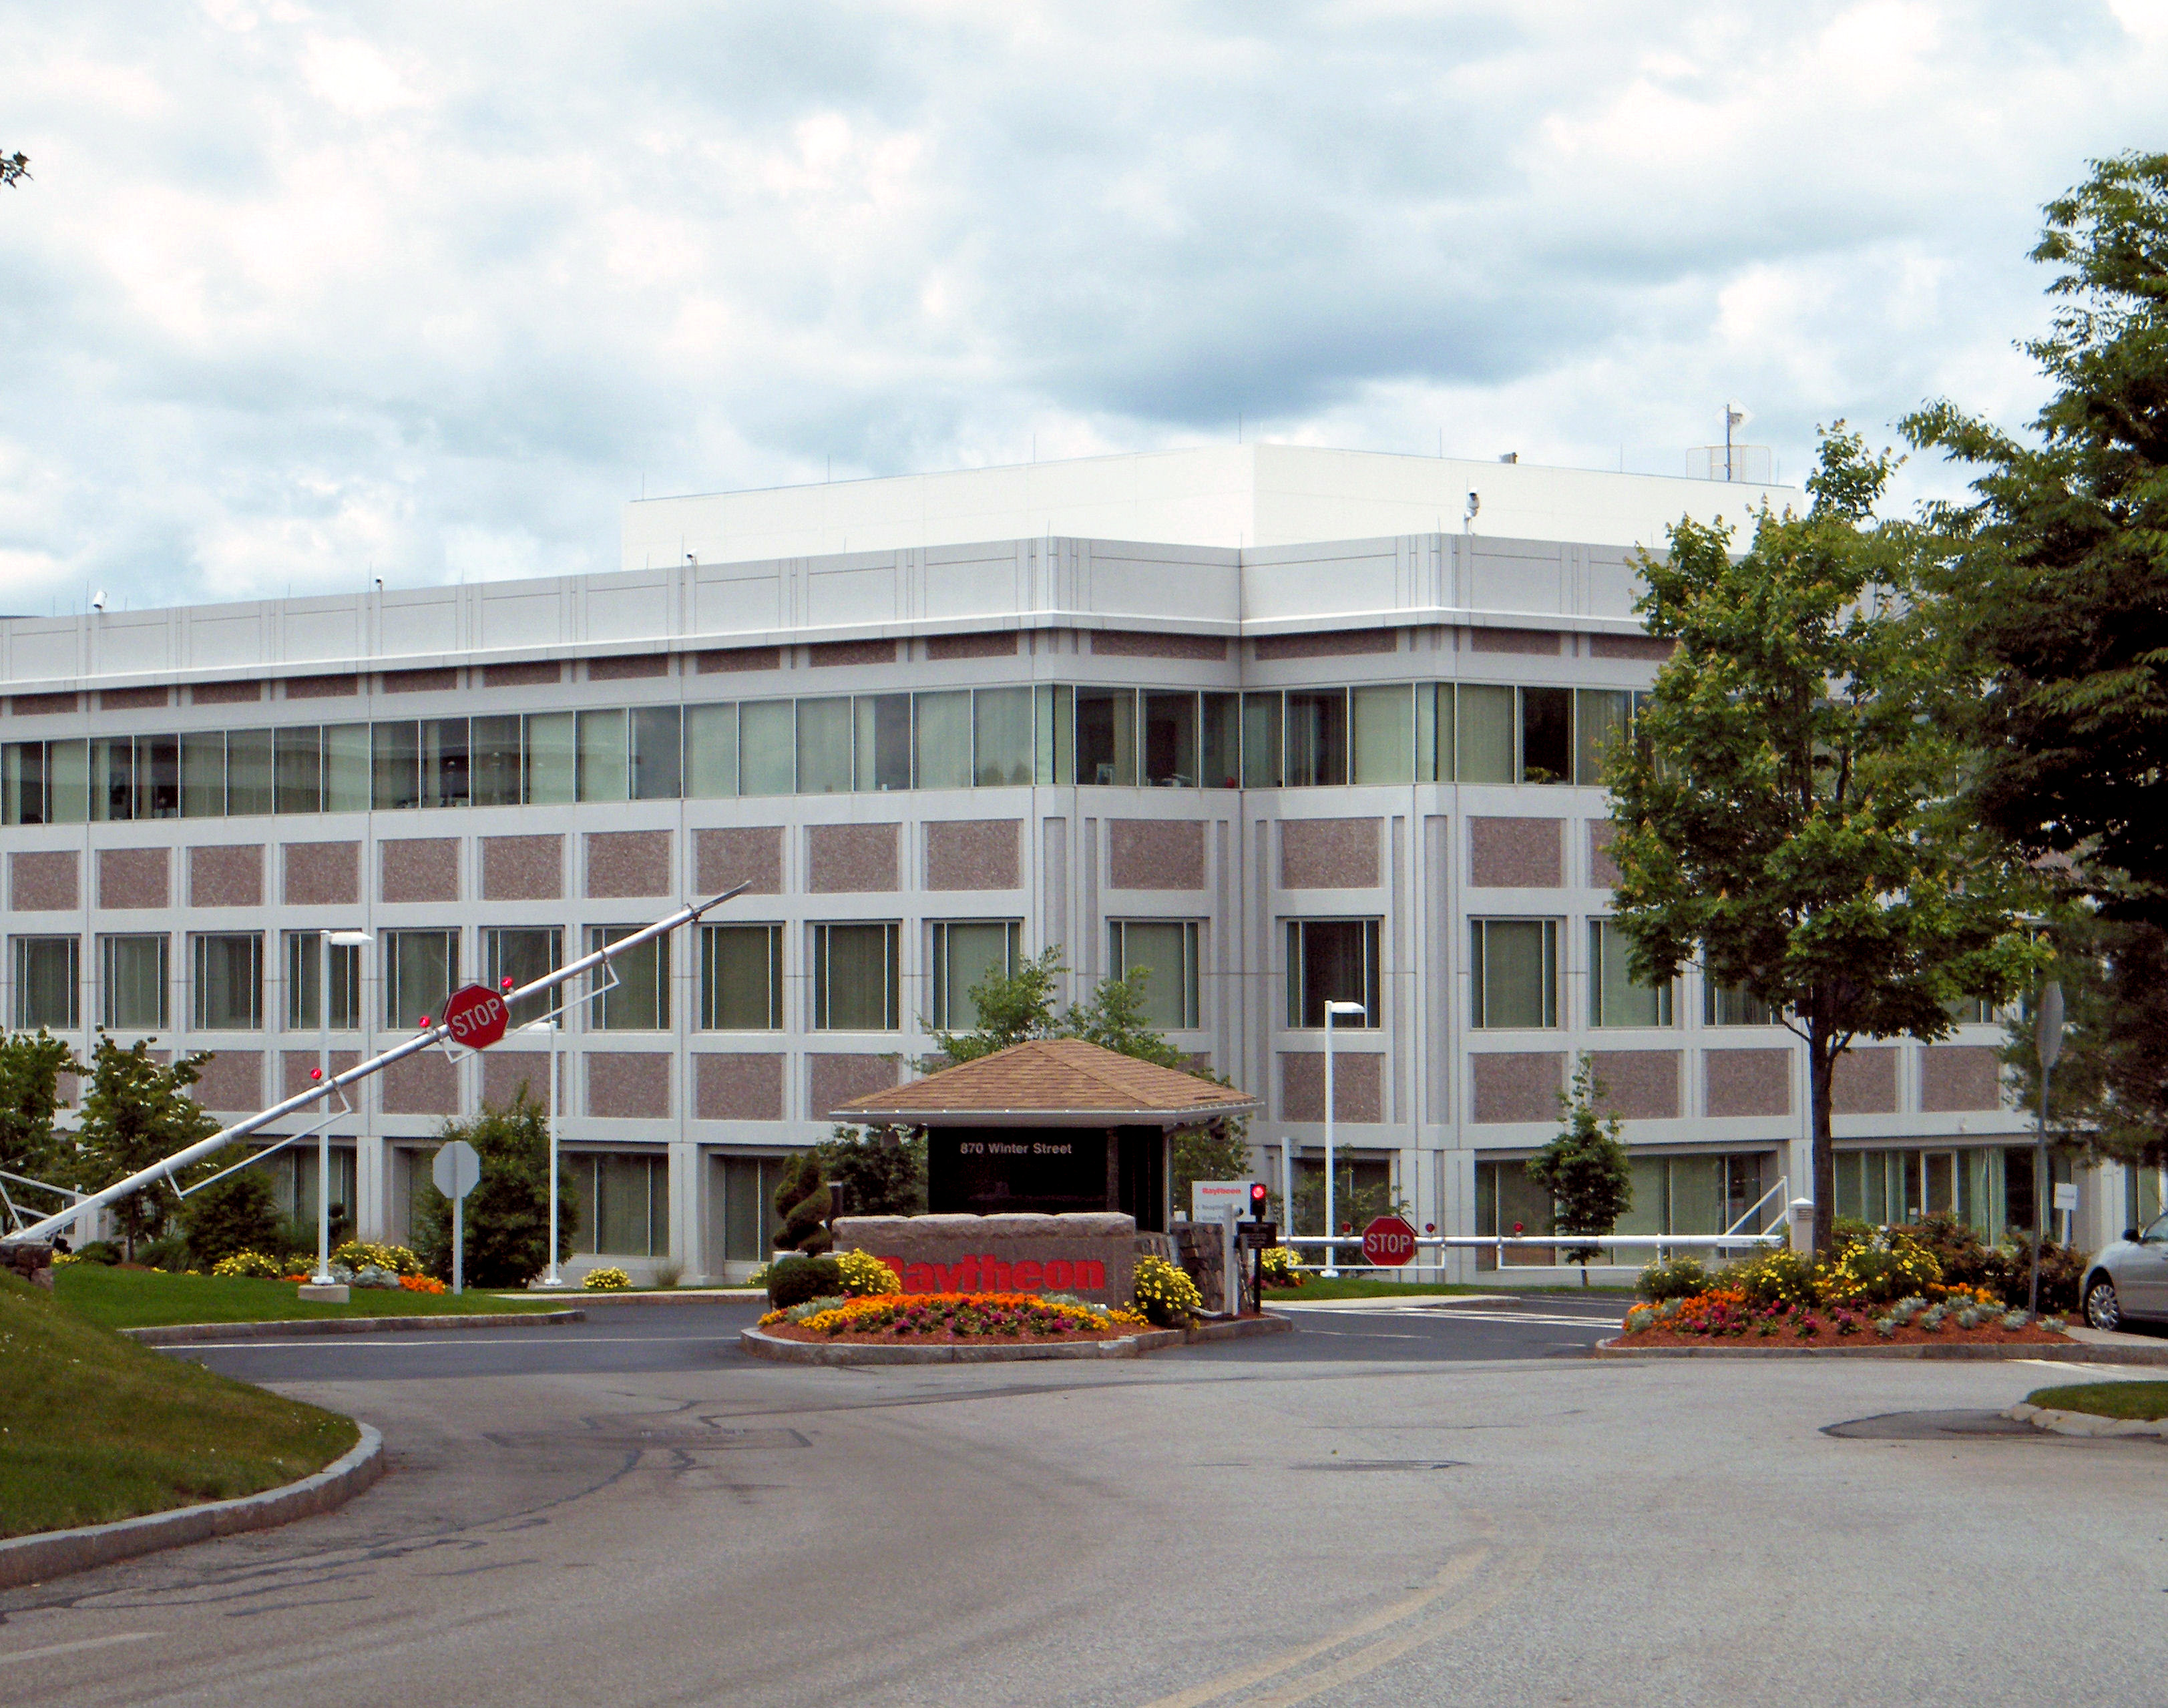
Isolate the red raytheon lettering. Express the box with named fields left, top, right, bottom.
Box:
left=891, top=1251, right=1109, bottom=1295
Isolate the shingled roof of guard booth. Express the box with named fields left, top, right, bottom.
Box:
left=829, top=1038, right=1259, bottom=1128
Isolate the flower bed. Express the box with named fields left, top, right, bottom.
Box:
left=758, top=1291, right=1149, bottom=1345
left=1618, top=1289, right=2071, bottom=1348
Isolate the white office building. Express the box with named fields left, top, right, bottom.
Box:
left=5, top=445, right=2121, bottom=1282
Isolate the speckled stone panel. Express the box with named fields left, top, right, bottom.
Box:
left=586, top=830, right=672, bottom=899
left=97, top=847, right=169, bottom=909
left=188, top=844, right=264, bottom=908
left=1253, top=629, right=1395, bottom=661
left=586, top=1052, right=670, bottom=1120
left=588, top=654, right=668, bottom=680
left=1921, top=1045, right=2002, bottom=1112
left=1279, top=1052, right=1384, bottom=1123
left=807, top=822, right=899, bottom=893
left=481, top=1050, right=560, bottom=1110
left=1469, top=817, right=1564, bottom=888
left=1090, top=631, right=1229, bottom=661
left=1588, top=821, right=1619, bottom=887
left=191, top=680, right=261, bottom=705
left=383, top=1054, right=458, bottom=1114
left=807, top=639, right=896, bottom=668
left=696, top=826, right=783, bottom=895
left=1470, top=627, right=1562, bottom=655
left=481, top=835, right=563, bottom=901
left=696, top=1053, right=786, bottom=1120
left=383, top=668, right=457, bottom=693
left=925, top=820, right=1021, bottom=891
left=1107, top=820, right=1205, bottom=891
left=282, top=1050, right=359, bottom=1098
left=284, top=841, right=360, bottom=907
left=810, top=1052, right=899, bottom=1115
left=696, top=648, right=782, bottom=674
left=190, top=1051, right=263, bottom=1113
left=99, top=686, right=168, bottom=711
left=10, top=693, right=77, bottom=716
left=1705, top=1049, right=1793, bottom=1117
left=1279, top=818, right=1381, bottom=890
left=1588, top=1050, right=1681, bottom=1121
left=483, top=661, right=560, bottom=688
left=1831, top=1047, right=1899, bottom=1114
left=284, top=674, right=357, bottom=699
left=1591, top=634, right=1675, bottom=660
left=381, top=839, right=459, bottom=903
left=1470, top=1052, right=1566, bottom=1123
left=10, top=850, right=77, bottom=911
left=926, top=632, right=1018, bottom=661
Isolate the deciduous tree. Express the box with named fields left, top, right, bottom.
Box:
left=1527, top=1058, right=1632, bottom=1273
left=76, top=1036, right=220, bottom=1259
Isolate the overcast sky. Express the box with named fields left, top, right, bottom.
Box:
left=2, top=1, right=2162, bottom=615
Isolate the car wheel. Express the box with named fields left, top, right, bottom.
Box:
left=2085, top=1278, right=2121, bottom=1332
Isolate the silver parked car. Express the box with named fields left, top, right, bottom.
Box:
left=2081, top=1215, right=2168, bottom=1331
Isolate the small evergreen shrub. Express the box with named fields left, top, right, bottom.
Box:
left=182, top=1170, right=285, bottom=1270
left=73, top=1241, right=121, bottom=1266
left=767, top=1254, right=843, bottom=1309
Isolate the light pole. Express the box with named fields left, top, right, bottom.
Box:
left=313, top=930, right=372, bottom=1286
left=516, top=994, right=565, bottom=1289
left=1321, top=999, right=1367, bottom=1277
left=2030, top=980, right=2065, bottom=1318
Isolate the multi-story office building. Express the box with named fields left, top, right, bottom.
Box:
left=3, top=445, right=2125, bottom=1281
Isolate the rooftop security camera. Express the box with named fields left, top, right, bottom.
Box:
left=1464, top=491, right=1480, bottom=520
left=90, top=590, right=105, bottom=612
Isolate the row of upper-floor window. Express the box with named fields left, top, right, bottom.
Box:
left=0, top=682, right=1652, bottom=823
left=11, top=917, right=1992, bottom=1039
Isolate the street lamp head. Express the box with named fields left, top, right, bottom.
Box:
left=1325, top=1000, right=1367, bottom=1016
left=327, top=930, right=372, bottom=947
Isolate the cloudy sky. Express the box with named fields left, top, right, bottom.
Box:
left=2, top=1, right=2162, bottom=615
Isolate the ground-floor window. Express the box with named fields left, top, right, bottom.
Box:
left=1833, top=1144, right=2034, bottom=1241
left=262, top=1143, right=357, bottom=1233
left=713, top=1154, right=788, bottom=1263
left=1474, top=1150, right=1774, bottom=1267
left=1286, top=1154, right=1396, bottom=1239
left=2130, top=1165, right=2165, bottom=1231
left=571, top=1151, right=669, bottom=1256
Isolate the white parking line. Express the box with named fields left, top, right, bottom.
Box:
left=0, top=1632, right=160, bottom=1664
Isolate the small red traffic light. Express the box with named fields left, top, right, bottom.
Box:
left=502, top=976, right=513, bottom=990
left=310, top=1068, right=322, bottom=1081
left=419, top=1015, right=431, bottom=1028
left=1247, top=1181, right=1269, bottom=1218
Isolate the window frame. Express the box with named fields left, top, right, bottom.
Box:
left=190, top=931, right=264, bottom=1031
left=929, top=919, right=1023, bottom=1032
left=698, top=923, right=785, bottom=1031
left=811, top=921, right=901, bottom=1031
left=1468, top=917, right=1560, bottom=1030
left=11, top=935, right=79, bottom=1030
left=1284, top=918, right=1382, bottom=1030
left=99, top=933, right=170, bottom=1031
left=1108, top=918, right=1203, bottom=1030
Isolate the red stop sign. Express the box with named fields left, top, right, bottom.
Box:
left=1362, top=1215, right=1418, bottom=1267
left=441, top=982, right=509, bottom=1050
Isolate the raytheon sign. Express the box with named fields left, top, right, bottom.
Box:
left=834, top=1211, right=1138, bottom=1307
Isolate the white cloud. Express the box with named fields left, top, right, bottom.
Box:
left=0, top=0, right=2157, bottom=614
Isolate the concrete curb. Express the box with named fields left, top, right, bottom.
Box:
left=122, top=1309, right=584, bottom=1345
left=739, top=1310, right=1291, bottom=1365
left=2006, top=1401, right=2168, bottom=1439
left=1591, top=1335, right=2168, bottom=1363
left=0, top=1423, right=385, bottom=1590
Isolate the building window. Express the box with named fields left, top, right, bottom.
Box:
left=1242, top=692, right=1283, bottom=788
left=12, top=936, right=78, bottom=1030
left=913, top=690, right=972, bottom=790
left=192, top=933, right=263, bottom=1030
left=974, top=687, right=1034, bottom=788
left=1705, top=980, right=1777, bottom=1026
left=1142, top=692, right=1199, bottom=788
left=856, top=694, right=911, bottom=791
left=1075, top=687, right=1136, bottom=787
left=471, top=714, right=523, bottom=807
left=700, top=924, right=784, bottom=1030
left=1285, top=919, right=1381, bottom=1028
left=1283, top=689, right=1349, bottom=787
left=686, top=704, right=738, bottom=799
left=1574, top=689, right=1633, bottom=787
left=180, top=730, right=226, bottom=817
left=101, top=935, right=169, bottom=1030
left=797, top=697, right=853, bottom=795
left=587, top=926, right=669, bottom=1032
left=813, top=923, right=900, bottom=1030
left=485, top=927, right=564, bottom=1029
left=1588, top=919, right=1673, bottom=1027
left=1834, top=1145, right=2032, bottom=1243
left=931, top=921, right=1022, bottom=1031
left=577, top=708, right=628, bottom=802
left=285, top=932, right=362, bottom=1031
left=1945, top=994, right=1994, bottom=1025
left=384, top=929, right=457, bottom=1030
left=572, top=1152, right=669, bottom=1256
left=630, top=706, right=681, bottom=801
left=716, top=1154, right=788, bottom=1262
left=1349, top=684, right=1414, bottom=785
left=524, top=711, right=576, bottom=805
left=1109, top=920, right=1201, bottom=1029
left=1470, top=918, right=1558, bottom=1029
left=739, top=699, right=795, bottom=796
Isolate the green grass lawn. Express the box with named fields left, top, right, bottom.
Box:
left=2024, top=1380, right=2168, bottom=1420
left=56, top=1263, right=573, bottom=1331
left=1265, top=1275, right=1635, bottom=1302
left=0, top=1273, right=359, bottom=1539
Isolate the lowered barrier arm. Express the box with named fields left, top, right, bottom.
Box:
left=1, top=885, right=750, bottom=1249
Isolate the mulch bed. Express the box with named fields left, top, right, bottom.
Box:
left=762, top=1321, right=1147, bottom=1347
left=1617, top=1321, right=2072, bottom=1349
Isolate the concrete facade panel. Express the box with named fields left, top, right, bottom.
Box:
left=1091, top=631, right=1227, bottom=660
left=1832, top=1047, right=1900, bottom=1115
left=1588, top=1050, right=1681, bottom=1121
left=481, top=1050, right=560, bottom=1110
left=192, top=1050, right=263, bottom=1113
left=1279, top=1051, right=1384, bottom=1122
left=10, top=850, right=77, bottom=912
left=1108, top=820, right=1205, bottom=891
left=1705, top=1049, right=1793, bottom=1118
left=807, top=823, right=899, bottom=893
left=1470, top=817, right=1564, bottom=888
left=97, top=847, right=169, bottom=910
left=1922, top=1045, right=2002, bottom=1112
left=696, top=826, right=784, bottom=895
left=1471, top=1052, right=1565, bottom=1123
left=381, top=839, right=460, bottom=903
left=586, top=830, right=672, bottom=899
left=587, top=1052, right=671, bottom=1120
left=383, top=1053, right=458, bottom=1114
left=696, top=1052, right=786, bottom=1121
left=284, top=841, right=360, bottom=907
left=188, top=844, right=264, bottom=909
left=1468, top=627, right=1561, bottom=655
left=481, top=835, right=564, bottom=901
left=1278, top=818, right=1381, bottom=890
left=1588, top=821, right=1619, bottom=888
left=810, top=1052, right=898, bottom=1115
left=281, top=1050, right=359, bottom=1098
left=925, top=819, right=1022, bottom=891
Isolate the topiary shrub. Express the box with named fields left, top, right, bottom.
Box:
left=767, top=1254, right=843, bottom=1309
left=1637, top=1254, right=1710, bottom=1301
left=771, top=1152, right=832, bottom=1256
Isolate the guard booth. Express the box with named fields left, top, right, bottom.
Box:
left=830, top=1038, right=1257, bottom=1234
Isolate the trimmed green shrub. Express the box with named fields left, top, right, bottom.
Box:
left=182, top=1169, right=284, bottom=1271
left=767, top=1254, right=843, bottom=1309
left=771, top=1152, right=831, bottom=1256
left=1717, top=1248, right=1818, bottom=1307
left=71, top=1240, right=121, bottom=1266
left=1637, top=1255, right=1710, bottom=1301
